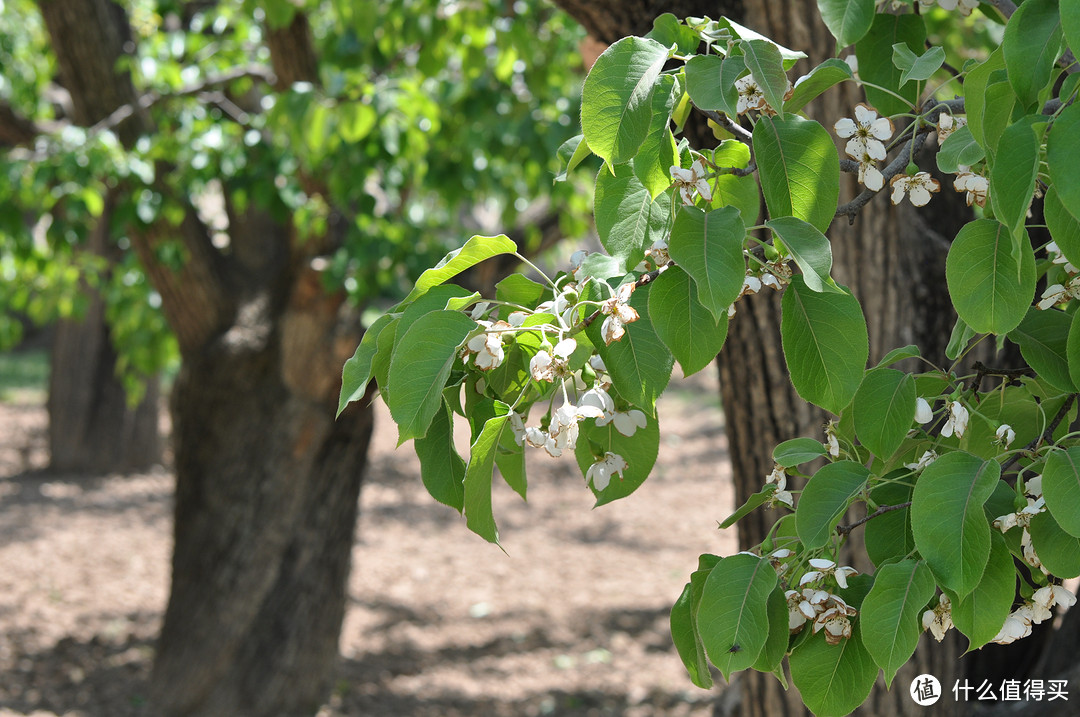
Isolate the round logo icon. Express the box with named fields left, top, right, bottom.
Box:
left=910, top=674, right=942, bottom=706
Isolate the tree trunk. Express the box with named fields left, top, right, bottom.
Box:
left=38, top=0, right=161, bottom=474
left=39, top=3, right=376, bottom=714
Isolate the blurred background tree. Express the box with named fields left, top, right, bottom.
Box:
left=0, top=0, right=587, bottom=713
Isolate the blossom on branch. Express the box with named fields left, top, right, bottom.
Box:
left=834, top=104, right=893, bottom=163
left=940, top=399, right=969, bottom=438
left=890, top=172, right=941, bottom=207
left=601, top=282, right=639, bottom=344
left=670, top=158, right=712, bottom=205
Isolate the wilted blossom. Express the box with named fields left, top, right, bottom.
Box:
left=905, top=449, right=938, bottom=472
left=995, top=424, right=1016, bottom=448
left=936, top=113, right=967, bottom=145
left=537, top=401, right=606, bottom=458
left=765, top=464, right=793, bottom=508
left=953, top=170, right=988, bottom=208
left=601, top=283, right=639, bottom=345
left=993, top=496, right=1046, bottom=534
left=824, top=422, right=840, bottom=458
left=1045, top=241, right=1079, bottom=274
left=530, top=337, right=577, bottom=382
left=890, top=172, right=941, bottom=207
left=798, top=558, right=859, bottom=590
left=788, top=590, right=857, bottom=644
left=814, top=606, right=854, bottom=645
left=670, top=158, right=713, bottom=205
left=1037, top=276, right=1080, bottom=310
left=597, top=407, right=648, bottom=437
left=586, top=451, right=627, bottom=491
left=992, top=611, right=1032, bottom=645
left=465, top=320, right=513, bottom=370
left=834, top=104, right=893, bottom=162
left=785, top=588, right=829, bottom=633
left=940, top=399, right=969, bottom=438
left=922, top=593, right=953, bottom=642
left=645, top=239, right=671, bottom=266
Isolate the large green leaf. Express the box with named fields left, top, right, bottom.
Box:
left=648, top=266, right=728, bottom=377
left=338, top=312, right=395, bottom=416
left=911, top=451, right=999, bottom=600
left=462, top=401, right=516, bottom=546
left=633, top=75, right=680, bottom=199
left=789, top=623, right=878, bottom=717
left=859, top=560, right=936, bottom=687
left=594, top=165, right=671, bottom=270
left=981, top=81, right=1017, bottom=160
left=753, top=115, right=839, bottom=233
left=739, top=39, right=789, bottom=118
left=1047, top=102, right=1080, bottom=221
left=1029, top=510, right=1080, bottom=579
left=1007, top=308, right=1077, bottom=393
left=1045, top=187, right=1080, bottom=268
left=1043, top=447, right=1080, bottom=538
left=936, top=124, right=984, bottom=174
left=670, top=557, right=721, bottom=689
left=387, top=311, right=476, bottom=442
left=414, top=401, right=467, bottom=511
left=696, top=554, right=777, bottom=679
left=685, top=54, right=743, bottom=119
left=784, top=58, right=853, bottom=114
left=854, top=13, right=925, bottom=116
left=949, top=531, right=1015, bottom=651
left=816, top=0, right=874, bottom=49
left=668, top=205, right=746, bottom=323
left=1002, top=0, right=1062, bottom=109
left=796, top=461, right=870, bottom=549
left=766, top=216, right=839, bottom=293
left=853, top=368, right=916, bottom=460
left=581, top=36, right=670, bottom=167
left=990, top=120, right=1041, bottom=244
left=780, top=276, right=869, bottom=415
left=963, top=48, right=1005, bottom=153
left=773, top=437, right=828, bottom=467
left=403, top=235, right=517, bottom=305
left=945, top=219, right=1036, bottom=335
left=589, top=284, right=674, bottom=409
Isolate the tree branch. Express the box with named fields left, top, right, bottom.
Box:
left=699, top=108, right=754, bottom=144
left=999, top=394, right=1078, bottom=476
left=837, top=502, right=912, bottom=536
left=835, top=130, right=930, bottom=223
left=969, top=360, right=1033, bottom=393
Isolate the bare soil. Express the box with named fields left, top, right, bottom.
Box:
left=0, top=370, right=736, bottom=716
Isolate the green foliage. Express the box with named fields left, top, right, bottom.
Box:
left=338, top=4, right=1080, bottom=715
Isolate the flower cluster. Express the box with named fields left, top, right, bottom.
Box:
left=600, top=282, right=640, bottom=344
left=993, top=585, right=1076, bottom=645
left=727, top=268, right=785, bottom=318
left=993, top=476, right=1048, bottom=574
left=785, top=587, right=858, bottom=644
left=1038, top=242, right=1080, bottom=310
left=464, top=316, right=519, bottom=370
left=734, top=73, right=793, bottom=116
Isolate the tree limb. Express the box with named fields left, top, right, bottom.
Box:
left=837, top=502, right=912, bottom=536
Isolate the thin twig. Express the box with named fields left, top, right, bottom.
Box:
left=999, top=394, right=1078, bottom=475
left=969, top=360, right=1033, bottom=393
left=837, top=502, right=912, bottom=536
left=699, top=109, right=753, bottom=143
left=835, top=131, right=929, bottom=223
left=577, top=261, right=674, bottom=332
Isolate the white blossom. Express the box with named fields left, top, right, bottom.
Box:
left=936, top=113, right=967, bottom=145
left=890, top=172, right=941, bottom=207
left=940, top=399, right=969, bottom=438
left=540, top=401, right=606, bottom=457
left=579, top=386, right=615, bottom=420
left=670, top=158, right=713, bottom=205
left=914, top=397, right=933, bottom=424
left=646, top=239, right=671, bottom=266
left=1045, top=242, right=1079, bottom=274
left=1037, top=276, right=1080, bottom=310
left=1025, top=474, right=1044, bottom=499
left=586, top=451, right=627, bottom=491
left=992, top=612, right=1033, bottom=645
left=905, top=449, right=938, bottom=472
left=922, top=594, right=953, bottom=642
left=834, top=104, right=893, bottom=162
left=761, top=273, right=783, bottom=290
left=855, top=148, right=885, bottom=192
left=588, top=354, right=607, bottom=373
left=824, top=422, right=840, bottom=458
left=509, top=411, right=527, bottom=446
left=569, top=250, right=588, bottom=274
left=530, top=337, right=576, bottom=382
left=598, top=408, right=648, bottom=437
left=507, top=311, right=528, bottom=327
left=798, top=558, right=859, bottom=590
left=465, top=320, right=513, bottom=370
left=995, top=424, right=1016, bottom=448
left=734, top=74, right=769, bottom=115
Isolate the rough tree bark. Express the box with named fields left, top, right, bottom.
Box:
left=38, top=3, right=375, bottom=715
left=37, top=0, right=162, bottom=474
left=551, top=2, right=1027, bottom=716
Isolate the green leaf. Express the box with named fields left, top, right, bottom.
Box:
left=338, top=313, right=394, bottom=416
left=752, top=587, right=792, bottom=676
left=739, top=39, right=789, bottom=118
left=766, top=216, right=839, bottom=293
left=463, top=401, right=515, bottom=546
left=1063, top=2, right=1080, bottom=79
left=773, top=437, right=828, bottom=467
left=718, top=486, right=778, bottom=530
left=817, top=0, right=875, bottom=49
left=945, top=219, right=1036, bottom=335
left=789, top=623, right=878, bottom=717
left=1002, top=0, right=1062, bottom=109
left=853, top=368, right=916, bottom=460
left=581, top=36, right=670, bottom=167
left=936, top=124, right=984, bottom=174
left=854, top=13, right=925, bottom=116
left=414, top=401, right=467, bottom=511
left=648, top=266, right=728, bottom=377
left=796, top=461, right=870, bottom=549
left=990, top=120, right=1041, bottom=244
left=371, top=316, right=399, bottom=401
left=709, top=139, right=760, bottom=222
left=647, top=13, right=699, bottom=55
left=634, top=75, right=680, bottom=199
left=554, top=134, right=592, bottom=183
left=892, top=43, right=945, bottom=86
left=1007, top=308, right=1077, bottom=393
left=1029, top=510, right=1080, bottom=578
left=780, top=276, right=869, bottom=415
left=1043, top=447, right=1080, bottom=538
left=574, top=406, right=660, bottom=506
left=670, top=580, right=713, bottom=689
left=717, top=18, right=807, bottom=68
left=668, top=205, right=746, bottom=323
left=981, top=80, right=1018, bottom=159
left=589, top=284, right=674, bottom=409
left=875, top=344, right=920, bottom=368
left=403, top=235, right=517, bottom=305
left=339, top=101, right=377, bottom=143
left=865, top=479, right=915, bottom=567
left=696, top=554, right=777, bottom=679
left=1047, top=102, right=1080, bottom=220
left=911, top=451, right=1000, bottom=599
left=859, top=560, right=935, bottom=687
left=753, top=115, right=840, bottom=233
left=1045, top=186, right=1080, bottom=268
left=685, top=54, right=743, bottom=119
left=594, top=165, right=672, bottom=270
left=963, top=48, right=1005, bottom=153
left=495, top=274, right=547, bottom=313
left=945, top=315, right=978, bottom=362
left=387, top=311, right=476, bottom=442
left=1071, top=309, right=1080, bottom=391
left=949, top=531, right=1015, bottom=651
left=784, top=58, right=853, bottom=114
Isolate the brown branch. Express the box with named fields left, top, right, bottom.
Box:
left=999, top=394, right=1078, bottom=476
left=699, top=108, right=753, bottom=144
left=0, top=101, right=44, bottom=148
left=837, top=502, right=911, bottom=536
left=969, top=360, right=1033, bottom=393
left=576, top=261, right=674, bottom=333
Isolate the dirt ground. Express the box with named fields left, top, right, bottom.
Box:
left=0, top=370, right=737, bottom=717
